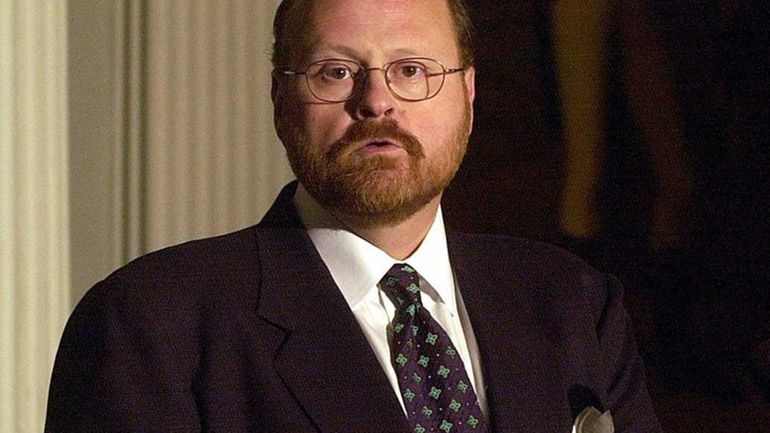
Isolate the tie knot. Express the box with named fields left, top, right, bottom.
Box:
left=379, top=263, right=422, bottom=307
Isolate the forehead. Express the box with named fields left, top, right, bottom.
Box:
left=289, top=0, right=459, bottom=63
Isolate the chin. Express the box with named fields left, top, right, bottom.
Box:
left=312, top=170, right=446, bottom=228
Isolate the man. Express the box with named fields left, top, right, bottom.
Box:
left=46, top=0, right=661, bottom=432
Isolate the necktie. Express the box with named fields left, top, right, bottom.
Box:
left=379, top=263, right=488, bottom=433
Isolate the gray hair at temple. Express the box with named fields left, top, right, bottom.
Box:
left=271, top=0, right=475, bottom=69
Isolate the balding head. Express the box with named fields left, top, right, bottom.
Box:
left=271, top=0, right=474, bottom=69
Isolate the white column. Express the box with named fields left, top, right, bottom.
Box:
left=0, top=1, right=71, bottom=432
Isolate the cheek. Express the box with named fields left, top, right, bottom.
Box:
left=407, top=104, right=465, bottom=153
left=301, top=107, right=353, bottom=152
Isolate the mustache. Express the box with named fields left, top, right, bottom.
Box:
left=328, top=119, right=424, bottom=158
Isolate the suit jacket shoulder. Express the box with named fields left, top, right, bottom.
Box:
left=46, top=227, right=268, bottom=431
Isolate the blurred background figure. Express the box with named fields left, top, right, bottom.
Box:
left=550, top=0, right=770, bottom=423
left=553, top=0, right=694, bottom=254
left=552, top=0, right=703, bottom=397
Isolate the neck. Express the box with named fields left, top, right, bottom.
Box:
left=332, top=195, right=442, bottom=260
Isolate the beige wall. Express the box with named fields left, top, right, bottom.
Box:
left=68, top=0, right=121, bottom=300
left=68, top=0, right=292, bottom=300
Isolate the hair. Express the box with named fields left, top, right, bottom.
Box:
left=271, top=0, right=475, bottom=69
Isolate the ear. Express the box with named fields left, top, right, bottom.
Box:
left=271, top=72, right=282, bottom=112
left=271, top=74, right=286, bottom=143
left=463, top=66, right=476, bottom=134
left=464, top=66, right=476, bottom=103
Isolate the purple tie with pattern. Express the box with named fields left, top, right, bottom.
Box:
left=379, top=263, right=488, bottom=433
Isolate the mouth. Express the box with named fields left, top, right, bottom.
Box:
left=359, top=138, right=403, bottom=155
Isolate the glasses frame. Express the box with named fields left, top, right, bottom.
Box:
left=277, top=57, right=466, bottom=103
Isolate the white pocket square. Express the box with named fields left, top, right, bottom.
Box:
left=571, top=406, right=614, bottom=433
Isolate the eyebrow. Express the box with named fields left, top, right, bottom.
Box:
left=320, top=45, right=360, bottom=59
left=313, top=45, right=431, bottom=63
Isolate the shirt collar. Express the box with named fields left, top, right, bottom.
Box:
left=294, top=184, right=457, bottom=312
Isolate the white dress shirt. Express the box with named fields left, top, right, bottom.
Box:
left=293, top=185, right=488, bottom=415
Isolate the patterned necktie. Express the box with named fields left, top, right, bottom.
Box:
left=379, top=263, right=488, bottom=433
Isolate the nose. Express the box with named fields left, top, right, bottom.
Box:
left=351, top=68, right=396, bottom=119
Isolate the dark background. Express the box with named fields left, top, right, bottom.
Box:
left=442, top=1, right=770, bottom=432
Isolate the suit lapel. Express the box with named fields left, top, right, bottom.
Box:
left=252, top=184, right=408, bottom=433
left=250, top=185, right=573, bottom=432
left=448, top=233, right=572, bottom=433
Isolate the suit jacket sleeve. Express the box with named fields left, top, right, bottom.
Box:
left=596, top=274, right=661, bottom=433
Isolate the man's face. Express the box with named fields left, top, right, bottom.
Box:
left=273, top=0, right=475, bottom=226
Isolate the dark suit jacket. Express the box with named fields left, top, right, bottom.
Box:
left=46, top=183, right=661, bottom=432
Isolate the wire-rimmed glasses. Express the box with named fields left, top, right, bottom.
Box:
left=278, top=57, right=465, bottom=103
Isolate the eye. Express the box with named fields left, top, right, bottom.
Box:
left=321, top=63, right=354, bottom=81
left=393, top=62, right=426, bottom=80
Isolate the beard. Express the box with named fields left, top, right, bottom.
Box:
left=283, top=102, right=472, bottom=227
